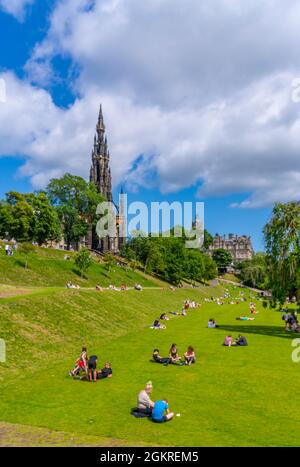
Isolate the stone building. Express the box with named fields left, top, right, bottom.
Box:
left=86, top=105, right=126, bottom=253
left=208, top=233, right=254, bottom=262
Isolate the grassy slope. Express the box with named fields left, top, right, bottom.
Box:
left=0, top=245, right=156, bottom=288
left=1, top=276, right=299, bottom=447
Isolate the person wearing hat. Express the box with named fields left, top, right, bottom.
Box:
left=137, top=381, right=154, bottom=414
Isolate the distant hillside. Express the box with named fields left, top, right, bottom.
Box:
left=0, top=243, right=157, bottom=288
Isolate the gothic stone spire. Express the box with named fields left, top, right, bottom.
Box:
left=90, top=105, right=113, bottom=203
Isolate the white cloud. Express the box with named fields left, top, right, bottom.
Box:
left=2, top=0, right=300, bottom=207
left=0, top=0, right=34, bottom=21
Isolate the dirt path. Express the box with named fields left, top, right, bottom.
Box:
left=0, top=287, right=37, bottom=299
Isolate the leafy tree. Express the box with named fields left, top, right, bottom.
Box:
left=74, top=248, right=93, bottom=277
left=47, top=173, right=104, bottom=249
left=264, top=201, right=300, bottom=305
left=121, top=229, right=218, bottom=285
left=202, top=254, right=218, bottom=281
left=0, top=192, right=61, bottom=245
left=103, top=252, right=116, bottom=272
left=0, top=202, right=13, bottom=238
left=184, top=249, right=205, bottom=284
left=129, top=259, right=140, bottom=272
left=203, top=229, right=213, bottom=250
left=5, top=193, right=35, bottom=242
left=237, top=253, right=267, bottom=289
left=28, top=192, right=61, bottom=245
left=164, top=261, right=183, bottom=285
left=212, top=248, right=232, bottom=270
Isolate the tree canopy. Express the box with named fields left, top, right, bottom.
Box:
left=46, top=173, right=105, bottom=248
left=263, top=201, right=300, bottom=305
left=120, top=233, right=217, bottom=285
left=212, top=248, right=232, bottom=270
left=0, top=191, right=61, bottom=244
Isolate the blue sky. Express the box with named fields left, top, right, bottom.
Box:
left=2, top=0, right=300, bottom=251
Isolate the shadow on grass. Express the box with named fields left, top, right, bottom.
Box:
left=218, top=324, right=297, bottom=340
left=71, top=268, right=87, bottom=280
left=15, top=259, right=27, bottom=269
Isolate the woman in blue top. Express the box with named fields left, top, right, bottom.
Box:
left=152, top=399, right=174, bottom=423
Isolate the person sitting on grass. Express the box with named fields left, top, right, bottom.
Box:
left=223, top=335, right=234, bottom=347
left=169, top=343, right=181, bottom=363
left=153, top=349, right=171, bottom=365
left=87, top=354, right=98, bottom=382
left=96, top=362, right=113, bottom=379
left=208, top=318, right=219, bottom=328
left=152, top=399, right=174, bottom=423
left=137, top=381, right=155, bottom=415
left=235, top=335, right=248, bottom=346
left=70, top=346, right=88, bottom=376
left=183, top=346, right=196, bottom=365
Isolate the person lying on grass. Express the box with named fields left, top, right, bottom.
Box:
left=80, top=362, right=113, bottom=381
left=88, top=354, right=98, bottom=382
left=152, top=399, right=174, bottom=423
left=151, top=319, right=166, bottom=329
left=236, top=316, right=255, bottom=321
left=96, top=362, right=113, bottom=379
left=169, top=343, right=181, bottom=363
left=137, top=381, right=155, bottom=415
left=69, top=346, right=88, bottom=377
left=153, top=349, right=171, bottom=365
left=170, top=308, right=186, bottom=316
left=183, top=346, right=196, bottom=365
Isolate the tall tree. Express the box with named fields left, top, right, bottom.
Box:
left=0, top=192, right=61, bottom=245
left=74, top=248, right=93, bottom=277
left=264, top=201, right=300, bottom=305
left=184, top=249, right=205, bottom=284
left=46, top=173, right=105, bottom=249
left=203, top=229, right=214, bottom=250
left=4, top=192, right=35, bottom=242
left=27, top=192, right=61, bottom=245
left=202, top=254, right=218, bottom=281
left=212, top=248, right=232, bottom=270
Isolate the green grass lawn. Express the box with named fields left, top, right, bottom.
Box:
left=1, top=280, right=299, bottom=447
left=0, top=245, right=157, bottom=288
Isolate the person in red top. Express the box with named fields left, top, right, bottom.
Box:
left=70, top=347, right=88, bottom=377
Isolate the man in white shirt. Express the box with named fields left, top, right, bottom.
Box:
left=137, top=381, right=154, bottom=414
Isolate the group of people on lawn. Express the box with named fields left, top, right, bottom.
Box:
left=153, top=344, right=196, bottom=366
left=69, top=347, right=112, bottom=382
left=151, top=299, right=200, bottom=329
left=68, top=289, right=291, bottom=423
